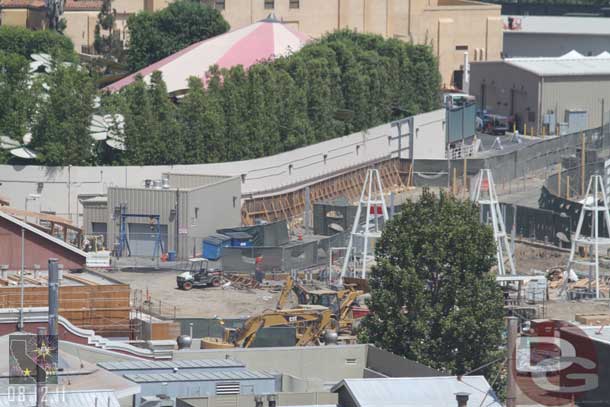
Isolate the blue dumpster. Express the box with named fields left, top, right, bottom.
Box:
left=167, top=251, right=177, bottom=261
left=224, top=231, right=253, bottom=247
left=202, top=234, right=231, bottom=260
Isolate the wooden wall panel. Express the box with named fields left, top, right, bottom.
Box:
left=0, top=284, right=131, bottom=337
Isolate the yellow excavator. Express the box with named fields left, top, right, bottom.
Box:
left=200, top=305, right=335, bottom=349
left=276, top=277, right=365, bottom=330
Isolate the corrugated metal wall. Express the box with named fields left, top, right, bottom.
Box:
left=107, top=187, right=189, bottom=258
left=106, top=178, right=240, bottom=259
left=446, top=103, right=476, bottom=143
left=82, top=202, right=107, bottom=235
left=186, top=177, right=241, bottom=257
left=541, top=76, right=610, bottom=131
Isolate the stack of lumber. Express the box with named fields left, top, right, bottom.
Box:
left=576, top=313, right=610, bottom=325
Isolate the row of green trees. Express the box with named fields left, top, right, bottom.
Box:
left=0, top=28, right=97, bottom=165
left=104, top=30, right=441, bottom=166
left=0, top=29, right=440, bottom=167
left=0, top=26, right=74, bottom=60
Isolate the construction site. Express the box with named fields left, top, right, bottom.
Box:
left=2, top=103, right=610, bottom=406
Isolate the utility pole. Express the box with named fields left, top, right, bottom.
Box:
left=581, top=133, right=586, bottom=196
left=602, top=98, right=605, bottom=139
left=462, top=106, right=466, bottom=195
left=506, top=316, right=518, bottom=407
left=601, top=98, right=605, bottom=150
left=48, top=259, right=59, bottom=337
left=304, top=186, right=311, bottom=235
left=18, top=227, right=25, bottom=331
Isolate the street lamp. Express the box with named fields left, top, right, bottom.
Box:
left=24, top=193, right=41, bottom=223
left=18, top=192, right=40, bottom=332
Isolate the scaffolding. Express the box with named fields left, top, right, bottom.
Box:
left=340, top=169, right=389, bottom=280
left=473, top=169, right=516, bottom=276
left=565, top=175, right=610, bottom=299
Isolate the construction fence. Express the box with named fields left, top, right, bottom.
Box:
left=541, top=157, right=610, bottom=239
left=408, top=123, right=610, bottom=193
left=481, top=203, right=572, bottom=248
left=175, top=317, right=297, bottom=346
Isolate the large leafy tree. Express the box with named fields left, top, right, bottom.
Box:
left=0, top=53, right=38, bottom=144
left=30, top=64, right=96, bottom=166
left=126, top=0, right=229, bottom=71
left=359, top=190, right=505, bottom=387
left=0, top=26, right=74, bottom=60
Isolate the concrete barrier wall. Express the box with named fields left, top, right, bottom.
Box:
left=0, top=110, right=447, bottom=225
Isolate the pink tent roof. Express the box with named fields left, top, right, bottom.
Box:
left=105, top=16, right=309, bottom=94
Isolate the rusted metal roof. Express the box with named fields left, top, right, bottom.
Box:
left=0, top=0, right=102, bottom=11
left=65, top=0, right=102, bottom=11
left=0, top=0, right=46, bottom=9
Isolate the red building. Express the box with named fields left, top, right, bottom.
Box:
left=0, top=211, right=86, bottom=271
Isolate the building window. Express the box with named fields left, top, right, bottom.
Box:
left=215, top=0, right=225, bottom=10
left=289, top=0, right=300, bottom=8
left=265, top=0, right=274, bottom=9
left=194, top=207, right=199, bottom=219
left=455, top=45, right=468, bottom=51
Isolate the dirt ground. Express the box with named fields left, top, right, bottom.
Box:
left=107, top=268, right=296, bottom=318
left=512, top=242, right=610, bottom=321
left=103, top=239, right=610, bottom=321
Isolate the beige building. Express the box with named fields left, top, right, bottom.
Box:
left=0, top=0, right=48, bottom=29
left=0, top=0, right=171, bottom=54
left=1, top=0, right=502, bottom=88
left=204, top=0, right=503, bottom=88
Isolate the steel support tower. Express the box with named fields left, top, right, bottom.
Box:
left=340, top=169, right=389, bottom=280
left=473, top=169, right=516, bottom=275
left=565, top=175, right=610, bottom=299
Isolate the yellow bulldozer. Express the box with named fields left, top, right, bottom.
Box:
left=200, top=305, right=335, bottom=349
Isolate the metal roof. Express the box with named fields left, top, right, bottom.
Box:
left=331, top=376, right=502, bottom=407
left=505, top=55, right=610, bottom=77
left=504, top=15, right=610, bottom=36
left=0, top=390, right=119, bottom=407
left=124, top=369, right=274, bottom=383
left=99, top=358, right=244, bottom=371
left=0, top=211, right=88, bottom=260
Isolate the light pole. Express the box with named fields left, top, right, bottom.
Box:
left=24, top=193, right=41, bottom=223
left=19, top=194, right=40, bottom=331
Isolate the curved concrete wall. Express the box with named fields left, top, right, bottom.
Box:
left=0, top=109, right=446, bottom=225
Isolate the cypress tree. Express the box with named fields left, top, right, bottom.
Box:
left=148, top=71, right=183, bottom=164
